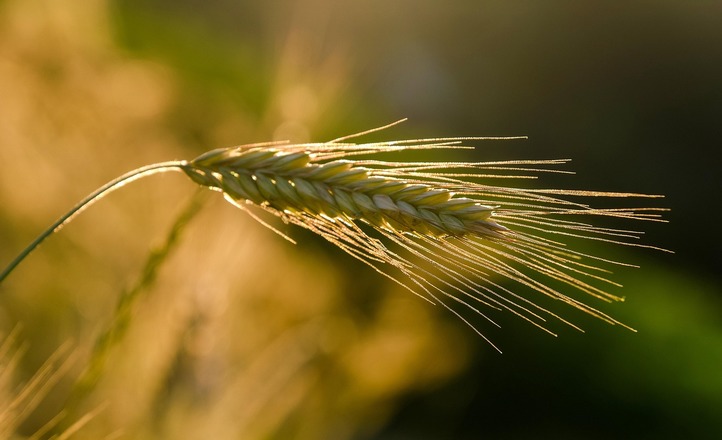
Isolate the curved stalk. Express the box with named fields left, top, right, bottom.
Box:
left=0, top=161, right=187, bottom=284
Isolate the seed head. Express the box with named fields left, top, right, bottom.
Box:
left=179, top=122, right=669, bottom=351
left=0, top=120, right=668, bottom=351
left=183, top=150, right=507, bottom=239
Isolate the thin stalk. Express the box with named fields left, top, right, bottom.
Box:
left=0, top=161, right=187, bottom=284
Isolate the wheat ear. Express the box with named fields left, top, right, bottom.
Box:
left=0, top=121, right=668, bottom=350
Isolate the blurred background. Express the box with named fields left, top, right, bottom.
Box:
left=1, top=0, right=720, bottom=438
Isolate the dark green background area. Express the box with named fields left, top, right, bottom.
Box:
left=112, top=1, right=722, bottom=438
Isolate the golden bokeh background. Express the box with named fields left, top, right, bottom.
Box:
left=1, top=1, right=721, bottom=438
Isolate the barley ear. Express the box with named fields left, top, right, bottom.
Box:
left=173, top=130, right=668, bottom=349
left=1, top=123, right=668, bottom=350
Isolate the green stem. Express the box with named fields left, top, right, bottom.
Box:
left=0, top=160, right=188, bottom=284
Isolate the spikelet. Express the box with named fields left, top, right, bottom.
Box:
left=179, top=121, right=668, bottom=350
